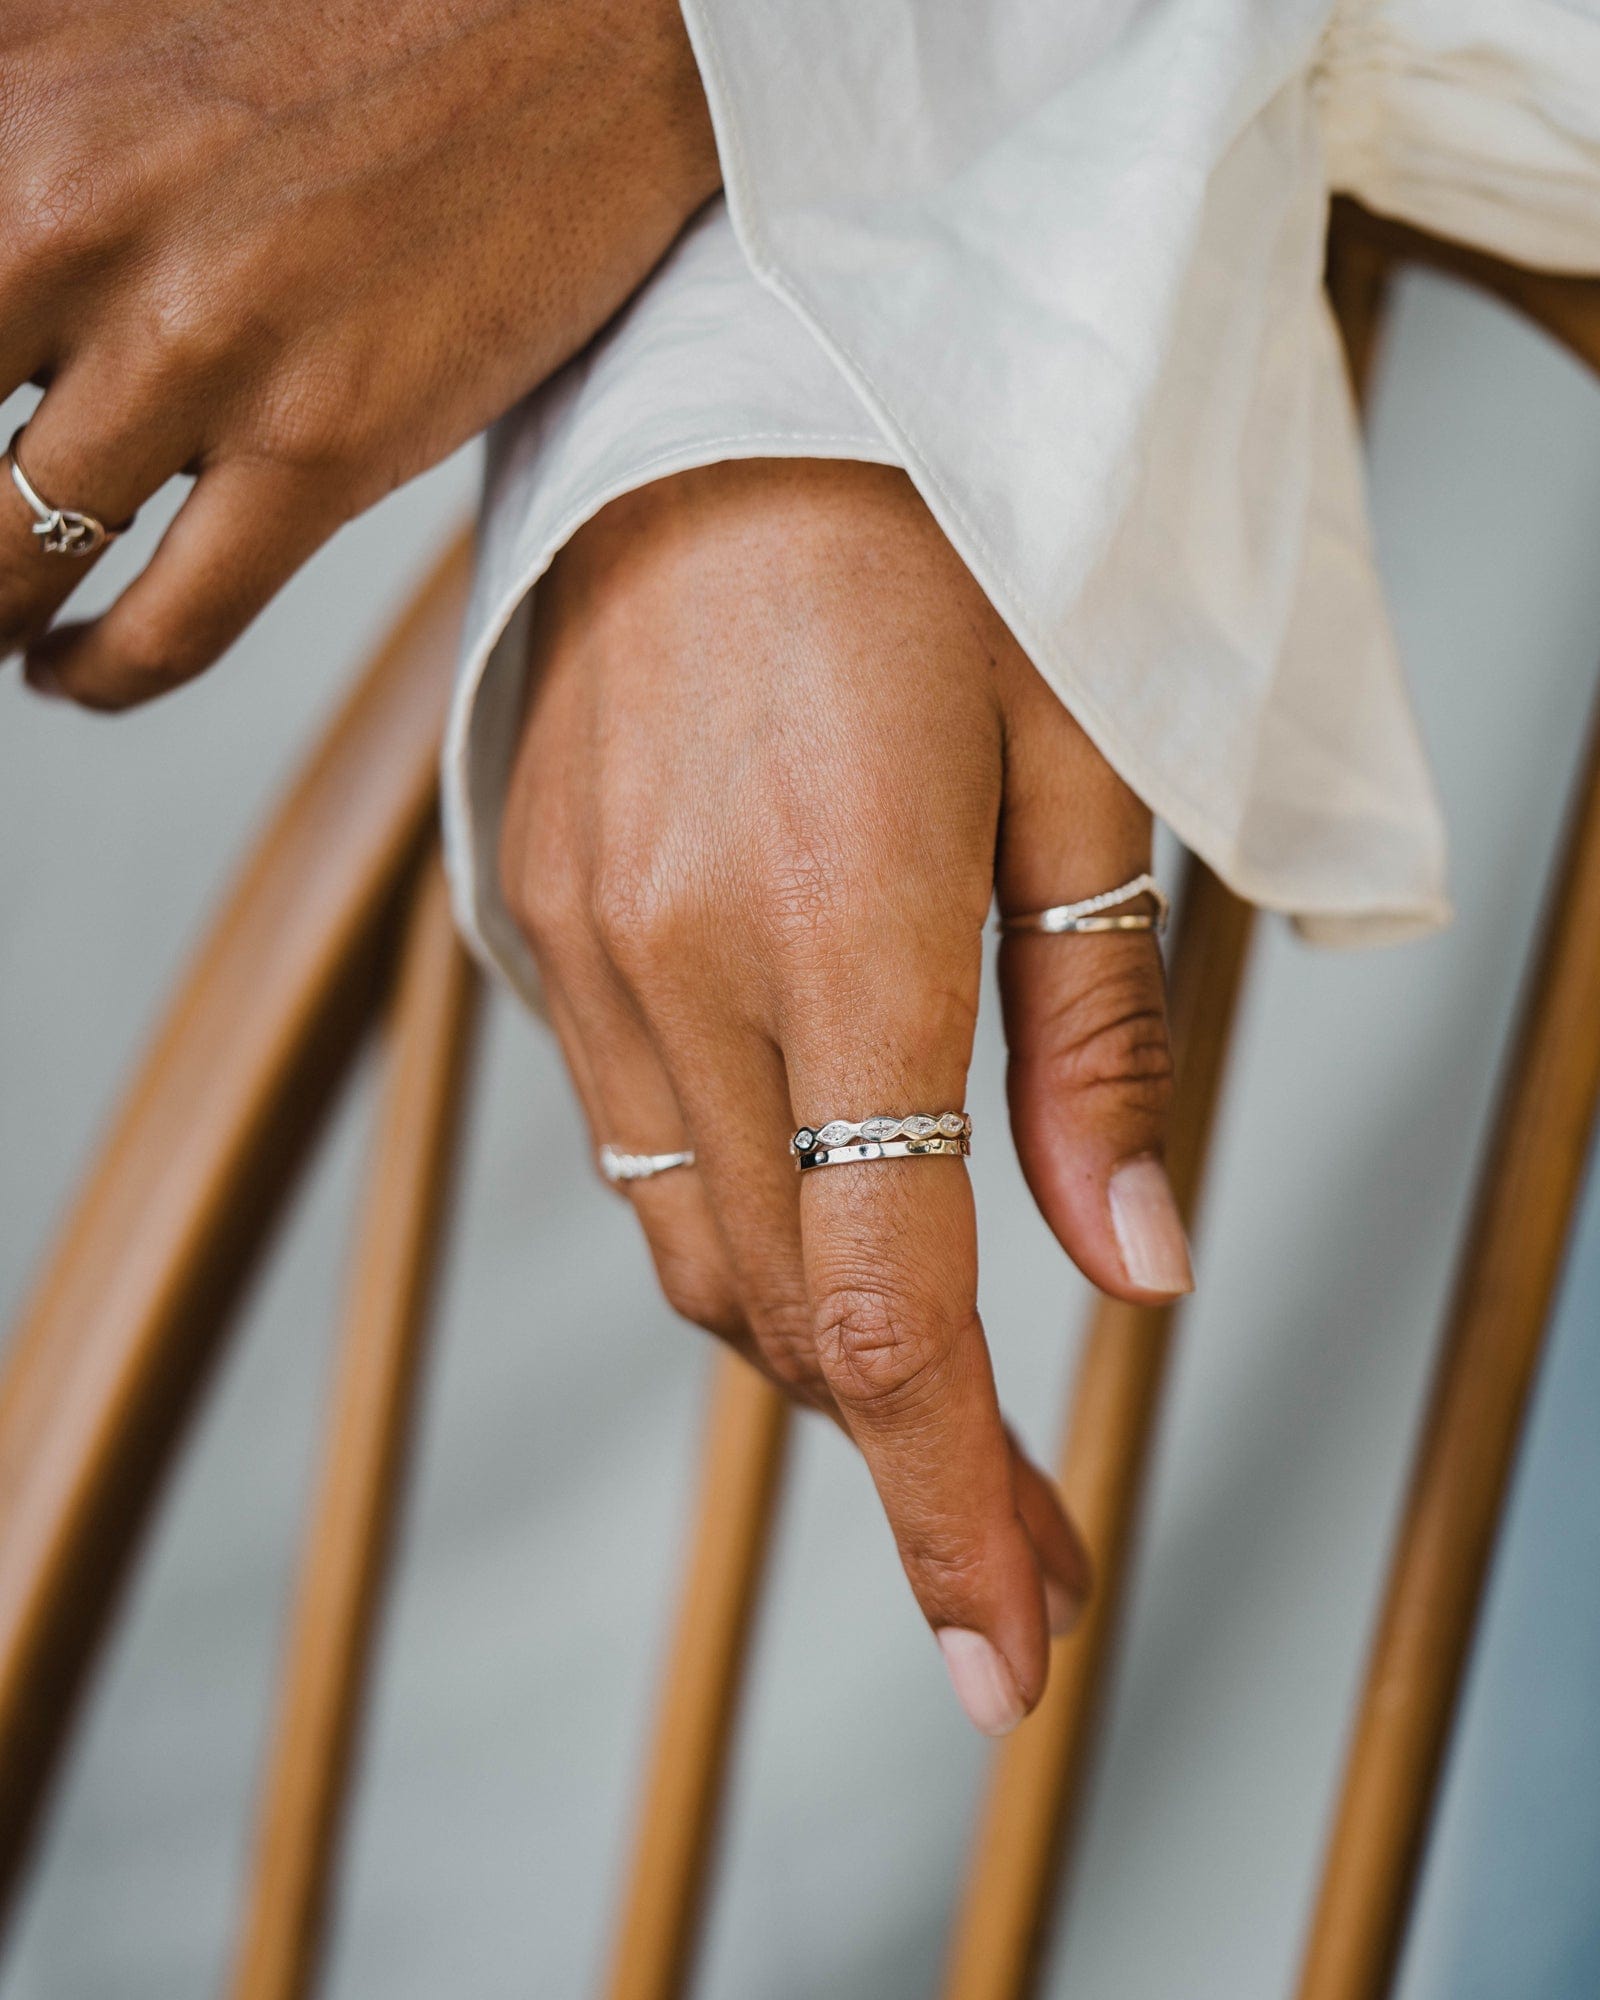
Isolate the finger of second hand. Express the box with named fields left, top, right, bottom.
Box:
left=786, top=1057, right=1052, bottom=1736
left=21, top=460, right=346, bottom=711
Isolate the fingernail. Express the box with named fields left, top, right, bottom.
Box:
left=936, top=1628, right=1026, bottom=1737
left=1043, top=1574, right=1083, bottom=1638
left=1108, top=1157, right=1194, bottom=1296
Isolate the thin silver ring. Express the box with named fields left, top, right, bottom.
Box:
left=599, top=1145, right=697, bottom=1186
left=997, top=871, right=1170, bottom=936
left=796, top=1134, right=971, bottom=1172
left=790, top=1111, right=970, bottom=1154
left=7, top=428, right=129, bottom=558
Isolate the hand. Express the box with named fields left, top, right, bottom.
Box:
left=1, top=0, right=717, bottom=707
left=500, top=460, right=1192, bottom=1735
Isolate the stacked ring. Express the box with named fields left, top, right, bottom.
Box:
left=790, top=1111, right=972, bottom=1171
left=795, top=1132, right=970, bottom=1172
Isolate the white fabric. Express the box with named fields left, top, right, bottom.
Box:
left=442, top=0, right=1600, bottom=991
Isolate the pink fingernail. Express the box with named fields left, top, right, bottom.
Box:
left=1043, top=1575, right=1083, bottom=1638
left=936, top=1628, right=1026, bottom=1737
left=1108, top=1157, right=1194, bottom=1297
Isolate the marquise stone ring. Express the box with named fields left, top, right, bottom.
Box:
left=791, top=1112, right=972, bottom=1172
left=997, top=870, right=1170, bottom=936
left=6, top=428, right=131, bottom=559
left=599, top=1145, right=697, bottom=1187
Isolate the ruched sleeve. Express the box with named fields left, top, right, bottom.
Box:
left=444, top=0, right=1600, bottom=992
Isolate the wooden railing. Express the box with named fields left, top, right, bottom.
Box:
left=2, top=204, right=1599, bottom=2000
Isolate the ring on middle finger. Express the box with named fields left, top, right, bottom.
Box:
left=790, top=1111, right=972, bottom=1171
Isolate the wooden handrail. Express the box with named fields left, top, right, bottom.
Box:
left=228, top=849, right=481, bottom=2000
left=938, top=203, right=1403, bottom=1999
left=942, top=863, right=1255, bottom=2000
left=1295, top=682, right=1600, bottom=2000
left=603, top=1358, right=790, bottom=2000
left=0, top=531, right=471, bottom=1925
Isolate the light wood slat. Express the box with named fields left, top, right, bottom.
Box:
left=0, top=532, right=471, bottom=1925
left=938, top=213, right=1393, bottom=2000
left=1294, top=687, right=1600, bottom=2000
left=604, top=1356, right=790, bottom=2000
left=941, top=862, right=1255, bottom=2000
left=227, top=849, right=480, bottom=2000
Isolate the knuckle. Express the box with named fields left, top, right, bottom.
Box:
left=590, top=855, right=694, bottom=972
left=746, top=1295, right=822, bottom=1398
left=1036, top=969, right=1174, bottom=1115
left=101, top=608, right=203, bottom=696
left=901, top=1537, right=988, bottom=1603
left=135, top=278, right=233, bottom=386
left=813, top=1283, right=954, bottom=1413
left=254, top=349, right=381, bottom=477
left=649, top=1244, right=742, bottom=1341
left=106, top=609, right=187, bottom=686
left=4, top=152, right=123, bottom=272
left=500, top=845, right=589, bottom=965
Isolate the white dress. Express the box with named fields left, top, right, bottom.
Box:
left=440, top=0, right=1600, bottom=998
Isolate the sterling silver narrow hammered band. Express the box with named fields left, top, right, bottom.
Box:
left=790, top=1111, right=972, bottom=1172
left=7, top=428, right=128, bottom=558
left=997, top=871, right=1170, bottom=936
left=599, top=1145, right=696, bottom=1186
left=796, top=1133, right=970, bottom=1172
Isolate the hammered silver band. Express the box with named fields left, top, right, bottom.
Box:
left=790, top=1111, right=971, bottom=1155
left=998, top=871, right=1170, bottom=936
left=7, top=428, right=128, bottom=558
left=599, top=1145, right=696, bottom=1186
left=796, top=1134, right=971, bottom=1172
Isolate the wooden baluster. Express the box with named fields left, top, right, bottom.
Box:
left=0, top=535, right=470, bottom=1930
left=942, top=862, right=1255, bottom=2000
left=1295, top=686, right=1600, bottom=2000
left=227, top=849, right=480, bottom=2000
left=604, top=1358, right=790, bottom=2000
left=939, top=208, right=1397, bottom=2000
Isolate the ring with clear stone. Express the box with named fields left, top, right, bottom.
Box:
left=795, top=1133, right=971, bottom=1172
left=598, top=1144, right=696, bottom=1186
left=790, top=1111, right=971, bottom=1157
left=997, top=871, right=1170, bottom=935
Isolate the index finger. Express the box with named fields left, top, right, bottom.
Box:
left=785, top=1024, right=1058, bottom=1736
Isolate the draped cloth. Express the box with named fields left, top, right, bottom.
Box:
left=442, top=0, right=1600, bottom=1000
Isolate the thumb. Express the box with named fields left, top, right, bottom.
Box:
left=994, top=670, right=1192, bottom=1303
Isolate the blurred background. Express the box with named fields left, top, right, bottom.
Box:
left=2, top=264, right=1598, bottom=2000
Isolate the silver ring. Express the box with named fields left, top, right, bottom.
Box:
left=997, top=871, right=1169, bottom=936
left=790, top=1112, right=971, bottom=1155
left=796, top=1134, right=971, bottom=1172
left=7, top=428, right=129, bottom=558
left=599, top=1145, right=696, bottom=1186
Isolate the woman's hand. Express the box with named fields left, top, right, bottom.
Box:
left=2, top=0, right=716, bottom=707
left=500, top=460, right=1192, bottom=1735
